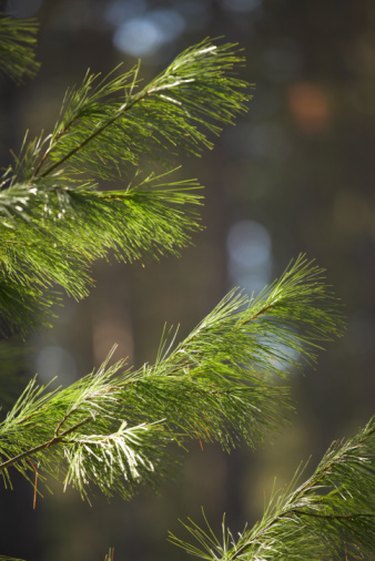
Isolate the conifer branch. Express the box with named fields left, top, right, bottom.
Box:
left=5, top=38, right=250, bottom=183
left=0, top=15, right=364, bottom=561
left=0, top=170, right=202, bottom=334
left=0, top=38, right=251, bottom=334
left=38, top=80, right=148, bottom=179
left=26, top=40, right=250, bottom=181
left=0, top=15, right=40, bottom=82
left=0, top=258, right=344, bottom=501
left=170, top=417, right=375, bottom=561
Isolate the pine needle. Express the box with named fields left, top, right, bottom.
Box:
left=0, top=16, right=40, bottom=82
left=170, top=417, right=375, bottom=561
left=0, top=258, right=344, bottom=500
left=0, top=38, right=252, bottom=334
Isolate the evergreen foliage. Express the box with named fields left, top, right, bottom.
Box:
left=171, top=416, right=375, bottom=560
left=0, top=15, right=39, bottom=82
left=0, top=37, right=250, bottom=334
left=0, top=256, right=344, bottom=502
left=0, top=171, right=203, bottom=334
left=0, top=15, right=373, bottom=561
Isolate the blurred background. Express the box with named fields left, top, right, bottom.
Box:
left=0, top=0, right=374, bottom=560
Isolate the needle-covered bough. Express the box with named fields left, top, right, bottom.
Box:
left=0, top=14, right=373, bottom=561
left=0, top=22, right=250, bottom=335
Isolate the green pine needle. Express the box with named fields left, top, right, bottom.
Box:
left=0, top=257, right=344, bottom=501
left=25, top=39, right=251, bottom=180
left=0, top=169, right=202, bottom=335
left=7, top=38, right=251, bottom=182
left=170, top=416, right=375, bottom=561
left=0, top=38, right=252, bottom=334
left=0, top=16, right=368, bottom=561
left=0, top=16, right=40, bottom=82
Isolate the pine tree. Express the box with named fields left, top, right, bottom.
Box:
left=0, top=14, right=374, bottom=561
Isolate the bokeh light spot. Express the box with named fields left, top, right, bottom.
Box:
left=288, top=82, right=331, bottom=134
left=105, top=0, right=147, bottom=25
left=227, top=220, right=272, bottom=293
left=113, top=9, right=185, bottom=57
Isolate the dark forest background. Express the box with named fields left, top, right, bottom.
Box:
left=0, top=1, right=374, bottom=560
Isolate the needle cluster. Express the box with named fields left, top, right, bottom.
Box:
left=0, top=15, right=40, bottom=82
left=0, top=15, right=373, bottom=561
left=0, top=258, right=343, bottom=502
left=0, top=35, right=250, bottom=334
left=171, top=417, right=375, bottom=560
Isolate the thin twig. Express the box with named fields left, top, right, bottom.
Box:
left=0, top=416, right=91, bottom=472
left=39, top=89, right=150, bottom=179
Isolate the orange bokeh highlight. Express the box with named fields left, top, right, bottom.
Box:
left=287, top=82, right=331, bottom=134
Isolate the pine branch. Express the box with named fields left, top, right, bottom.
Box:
left=6, top=39, right=250, bottom=182
left=0, top=169, right=202, bottom=334
left=0, top=353, right=171, bottom=500
left=125, top=256, right=345, bottom=451
left=0, top=38, right=251, bottom=334
left=0, top=258, right=344, bottom=501
left=0, top=15, right=40, bottom=82
left=170, top=417, right=375, bottom=561
left=158, top=254, right=345, bottom=374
